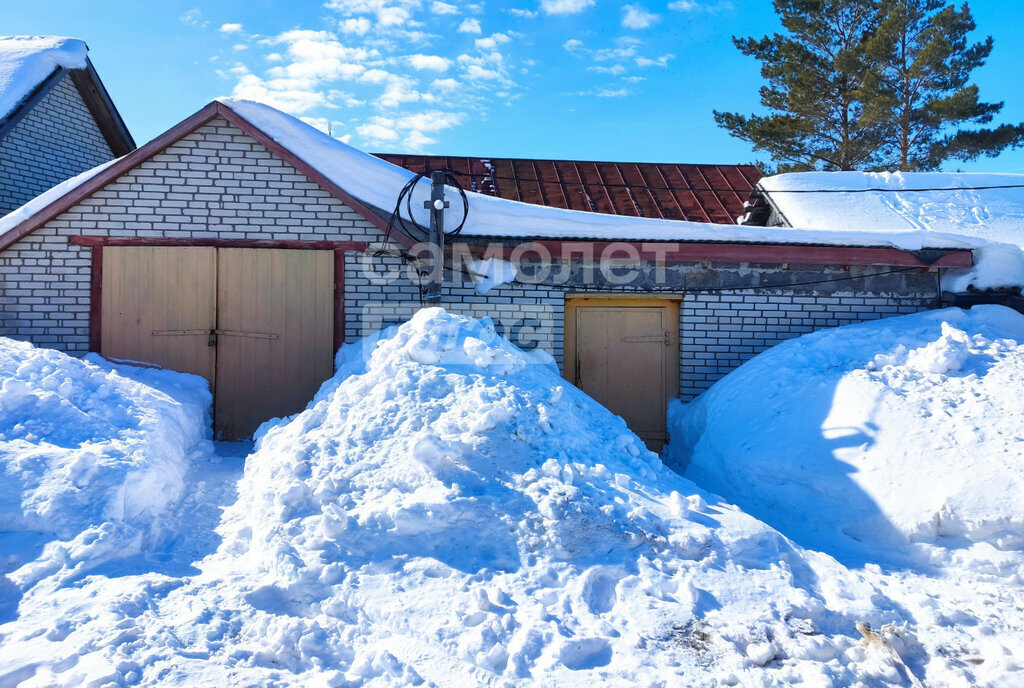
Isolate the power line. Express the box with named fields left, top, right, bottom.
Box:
left=759, top=183, right=1024, bottom=194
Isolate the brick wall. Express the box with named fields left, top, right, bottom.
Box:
left=0, top=117, right=382, bottom=352
left=0, top=114, right=943, bottom=400
left=0, top=74, right=115, bottom=215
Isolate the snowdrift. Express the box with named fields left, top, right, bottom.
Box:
left=133, top=308, right=978, bottom=686
left=0, top=337, right=211, bottom=584
left=3, top=312, right=1022, bottom=686
left=668, top=305, right=1024, bottom=566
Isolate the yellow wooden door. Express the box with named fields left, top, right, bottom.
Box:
left=214, top=248, right=334, bottom=440
left=565, top=298, right=679, bottom=450
left=101, top=246, right=217, bottom=382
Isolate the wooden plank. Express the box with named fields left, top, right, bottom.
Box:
left=100, top=246, right=216, bottom=382
left=214, top=248, right=334, bottom=439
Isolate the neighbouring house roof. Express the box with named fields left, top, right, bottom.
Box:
left=0, top=100, right=974, bottom=273
left=373, top=154, right=760, bottom=225
left=745, top=171, right=1024, bottom=290
left=0, top=35, right=134, bottom=155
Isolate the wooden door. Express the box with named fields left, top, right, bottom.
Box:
left=564, top=298, right=679, bottom=451
left=214, top=248, right=334, bottom=439
left=101, top=246, right=217, bottom=381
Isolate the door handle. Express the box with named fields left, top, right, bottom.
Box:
left=208, top=329, right=217, bottom=347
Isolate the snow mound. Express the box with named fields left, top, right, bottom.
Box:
left=3, top=312, right=1022, bottom=686
left=668, top=305, right=1024, bottom=565
left=166, top=308, right=882, bottom=685
left=0, top=337, right=211, bottom=584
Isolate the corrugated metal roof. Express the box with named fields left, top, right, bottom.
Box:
left=373, top=154, right=761, bottom=225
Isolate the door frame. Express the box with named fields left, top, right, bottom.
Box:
left=563, top=294, right=681, bottom=410
left=72, top=236, right=367, bottom=354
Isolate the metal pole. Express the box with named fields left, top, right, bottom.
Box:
left=423, top=170, right=448, bottom=306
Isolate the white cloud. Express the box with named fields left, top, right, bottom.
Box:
left=507, top=8, right=539, bottom=17
left=668, top=0, right=732, bottom=10
left=339, top=17, right=372, bottom=34
left=409, top=54, right=452, bottom=71
left=377, top=75, right=423, bottom=107
left=430, top=1, right=459, bottom=13
left=540, top=0, right=594, bottom=15
left=231, top=73, right=328, bottom=114
left=396, top=110, right=462, bottom=131
left=463, top=64, right=502, bottom=81
left=233, top=44, right=248, bottom=51
left=220, top=22, right=244, bottom=33
left=430, top=77, right=461, bottom=91
left=402, top=130, right=436, bottom=151
left=588, top=64, right=626, bottom=75
left=563, top=38, right=584, bottom=52
left=360, top=68, right=393, bottom=84
left=180, top=8, right=207, bottom=27
left=621, top=4, right=659, bottom=29
left=378, top=6, right=412, bottom=26
left=635, top=53, right=673, bottom=67
left=357, top=118, right=400, bottom=141
left=597, top=87, right=629, bottom=97
left=457, top=18, right=482, bottom=33
left=474, top=33, right=511, bottom=51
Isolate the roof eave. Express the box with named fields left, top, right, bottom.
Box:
left=68, top=57, right=136, bottom=155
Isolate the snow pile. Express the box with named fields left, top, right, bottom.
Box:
left=0, top=36, right=87, bottom=121
left=759, top=171, right=1024, bottom=290
left=668, top=305, right=1024, bottom=566
left=0, top=337, right=211, bottom=584
left=105, top=307, right=996, bottom=687
left=1, top=312, right=1022, bottom=686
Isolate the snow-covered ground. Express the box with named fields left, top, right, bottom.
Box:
left=2, top=309, right=1023, bottom=686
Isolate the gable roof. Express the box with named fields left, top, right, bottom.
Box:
left=374, top=154, right=759, bottom=224
left=0, top=36, right=134, bottom=155
left=0, top=100, right=973, bottom=271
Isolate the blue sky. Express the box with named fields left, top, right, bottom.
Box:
left=6, top=0, right=1024, bottom=171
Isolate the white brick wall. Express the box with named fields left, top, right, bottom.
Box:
left=0, top=74, right=115, bottom=214
left=0, top=114, right=943, bottom=399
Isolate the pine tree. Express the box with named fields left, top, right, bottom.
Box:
left=863, top=0, right=1024, bottom=170
left=714, top=0, right=882, bottom=172
left=717, top=0, right=1024, bottom=172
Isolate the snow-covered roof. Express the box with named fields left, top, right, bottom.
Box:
left=223, top=100, right=979, bottom=251
left=0, top=100, right=1007, bottom=289
left=0, top=36, right=88, bottom=125
left=759, top=171, right=1024, bottom=236
left=756, top=171, right=1024, bottom=290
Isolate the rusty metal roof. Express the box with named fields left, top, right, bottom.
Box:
left=373, top=154, right=761, bottom=225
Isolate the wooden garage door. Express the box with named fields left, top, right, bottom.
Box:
left=214, top=248, right=334, bottom=440
left=101, top=246, right=334, bottom=440
left=101, top=246, right=217, bottom=381
left=564, top=298, right=679, bottom=451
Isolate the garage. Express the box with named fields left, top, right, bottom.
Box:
left=99, top=244, right=335, bottom=439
